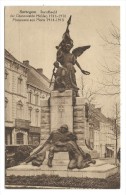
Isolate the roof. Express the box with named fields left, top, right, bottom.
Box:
left=27, top=66, right=51, bottom=93
left=89, top=105, right=120, bottom=134
left=5, top=49, right=17, bottom=61
left=89, top=105, right=109, bottom=130
left=5, top=49, right=51, bottom=93
left=89, top=106, right=108, bottom=123
left=5, top=49, right=29, bottom=69
left=29, top=65, right=50, bottom=83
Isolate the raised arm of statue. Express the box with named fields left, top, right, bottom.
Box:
left=75, top=61, right=90, bottom=75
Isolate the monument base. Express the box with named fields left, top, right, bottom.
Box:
left=6, top=158, right=118, bottom=179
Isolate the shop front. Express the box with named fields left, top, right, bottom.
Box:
left=29, top=126, right=41, bottom=146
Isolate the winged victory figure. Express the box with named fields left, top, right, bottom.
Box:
left=50, top=16, right=91, bottom=98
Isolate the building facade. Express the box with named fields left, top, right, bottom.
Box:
left=89, top=106, right=117, bottom=158
left=5, top=50, right=30, bottom=146
left=26, top=62, right=50, bottom=146
left=5, top=50, right=50, bottom=146
left=100, top=122, right=115, bottom=158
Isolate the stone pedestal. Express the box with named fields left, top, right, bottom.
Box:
left=40, top=91, right=89, bottom=145
left=40, top=91, right=98, bottom=158
left=50, top=90, right=73, bottom=132
left=73, top=97, right=88, bottom=147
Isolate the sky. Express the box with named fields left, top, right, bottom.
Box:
left=5, top=6, right=120, bottom=117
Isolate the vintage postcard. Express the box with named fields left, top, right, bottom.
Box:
left=4, top=5, right=121, bottom=190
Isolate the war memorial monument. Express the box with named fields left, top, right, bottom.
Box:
left=6, top=16, right=118, bottom=180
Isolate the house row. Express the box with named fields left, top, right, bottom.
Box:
left=89, top=105, right=120, bottom=158
left=5, top=49, right=50, bottom=146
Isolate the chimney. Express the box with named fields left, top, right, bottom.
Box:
left=23, top=60, right=29, bottom=66
left=36, top=68, right=43, bottom=75
left=97, top=108, right=101, bottom=112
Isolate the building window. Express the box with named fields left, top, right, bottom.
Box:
left=16, top=133, right=24, bottom=145
left=5, top=97, right=8, bottom=121
left=5, top=134, right=7, bottom=145
left=5, top=69, right=9, bottom=91
left=35, top=109, right=39, bottom=126
left=17, top=75, right=23, bottom=94
left=28, top=91, right=32, bottom=103
left=5, top=131, right=12, bottom=145
left=35, top=94, right=39, bottom=105
left=28, top=107, right=32, bottom=121
left=17, top=100, right=23, bottom=119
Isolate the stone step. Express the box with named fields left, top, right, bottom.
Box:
left=6, top=160, right=118, bottom=179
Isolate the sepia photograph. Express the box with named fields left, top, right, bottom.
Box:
left=4, top=5, right=121, bottom=189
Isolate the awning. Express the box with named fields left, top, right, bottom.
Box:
left=106, top=146, right=114, bottom=151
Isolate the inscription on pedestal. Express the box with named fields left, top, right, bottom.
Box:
left=50, top=90, right=73, bottom=132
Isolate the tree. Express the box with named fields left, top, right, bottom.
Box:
left=113, top=103, right=120, bottom=165
left=107, top=102, right=120, bottom=164
left=79, top=75, right=105, bottom=119
left=97, top=23, right=120, bottom=96
left=80, top=75, right=96, bottom=104
left=79, top=75, right=105, bottom=134
left=98, top=22, right=120, bottom=162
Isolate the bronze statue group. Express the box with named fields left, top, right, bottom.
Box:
left=51, top=15, right=90, bottom=99
left=23, top=16, right=94, bottom=170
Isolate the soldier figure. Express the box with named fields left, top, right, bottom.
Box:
left=24, top=124, right=96, bottom=169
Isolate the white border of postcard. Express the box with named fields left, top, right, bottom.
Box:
left=0, top=1, right=126, bottom=195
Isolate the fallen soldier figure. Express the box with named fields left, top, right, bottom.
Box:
left=23, top=124, right=96, bottom=169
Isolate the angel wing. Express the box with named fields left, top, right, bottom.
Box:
left=72, top=45, right=91, bottom=58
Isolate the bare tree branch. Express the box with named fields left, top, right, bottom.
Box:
left=97, top=22, right=120, bottom=96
